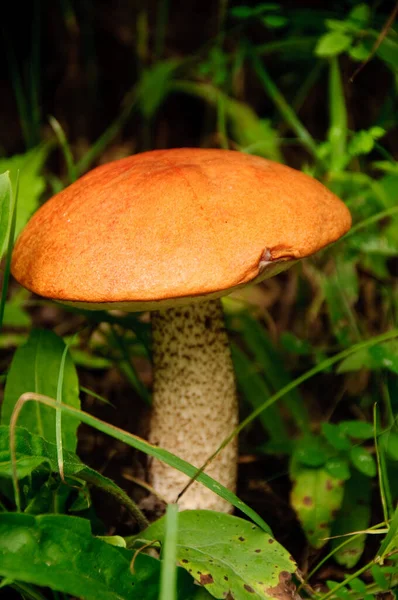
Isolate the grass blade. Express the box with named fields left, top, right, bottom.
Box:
left=49, top=116, right=77, bottom=184
left=159, top=504, right=179, bottom=600
left=250, top=51, right=319, bottom=159
left=0, top=173, right=18, bottom=329
left=328, top=56, right=348, bottom=172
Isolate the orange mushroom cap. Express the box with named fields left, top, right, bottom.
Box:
left=11, top=148, right=351, bottom=308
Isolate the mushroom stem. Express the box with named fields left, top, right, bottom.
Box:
left=149, top=298, right=238, bottom=511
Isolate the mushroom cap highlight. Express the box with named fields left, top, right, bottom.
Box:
left=12, top=148, right=351, bottom=308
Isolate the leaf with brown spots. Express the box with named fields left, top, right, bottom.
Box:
left=138, top=510, right=301, bottom=599
left=290, top=462, right=344, bottom=549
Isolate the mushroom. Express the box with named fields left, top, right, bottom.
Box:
left=11, top=148, right=351, bottom=512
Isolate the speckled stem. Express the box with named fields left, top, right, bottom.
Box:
left=149, top=299, right=238, bottom=511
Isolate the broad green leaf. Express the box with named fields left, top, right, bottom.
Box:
left=350, top=446, right=377, bottom=477
left=0, top=171, right=11, bottom=256
left=1, top=329, right=80, bottom=451
left=331, top=474, right=371, bottom=568
left=0, top=425, right=147, bottom=528
left=0, top=145, right=49, bottom=238
left=139, top=510, right=298, bottom=600
left=315, top=32, right=352, bottom=58
left=290, top=465, right=344, bottom=549
left=0, top=513, right=161, bottom=600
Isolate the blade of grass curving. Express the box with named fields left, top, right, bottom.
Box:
left=80, top=386, right=115, bottom=407
left=320, top=562, right=372, bottom=600
left=159, top=504, right=178, bottom=600
left=9, top=393, right=271, bottom=533
left=328, top=57, right=348, bottom=173
left=178, top=328, right=398, bottom=501
left=49, top=116, right=77, bottom=183
left=250, top=51, right=319, bottom=159
left=342, top=205, right=398, bottom=240
left=298, top=522, right=387, bottom=591
left=0, top=173, right=18, bottom=329
left=374, top=404, right=393, bottom=522
left=377, top=505, right=398, bottom=562
left=56, top=344, right=70, bottom=481
left=0, top=172, right=12, bottom=257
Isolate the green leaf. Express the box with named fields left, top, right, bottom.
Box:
left=340, top=421, right=374, bottom=440
left=325, top=457, right=351, bottom=481
left=349, top=130, right=375, bottom=157
left=322, top=423, right=351, bottom=452
left=0, top=513, right=160, bottom=600
left=315, top=32, right=352, bottom=58
left=0, top=171, right=12, bottom=256
left=0, top=425, right=147, bottom=528
left=348, top=4, right=370, bottom=27
left=0, top=145, right=49, bottom=239
left=294, top=436, right=329, bottom=468
left=262, top=15, right=287, bottom=29
left=137, top=60, right=180, bottom=119
left=369, top=344, right=398, bottom=375
left=280, top=332, right=312, bottom=356
left=370, top=565, right=389, bottom=591
left=1, top=329, right=80, bottom=452
left=331, top=473, right=371, bottom=568
left=338, top=342, right=398, bottom=373
left=350, top=447, right=377, bottom=477
left=139, top=510, right=298, bottom=600
left=290, top=465, right=344, bottom=549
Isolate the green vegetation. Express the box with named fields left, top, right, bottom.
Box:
left=1, top=1, right=398, bottom=599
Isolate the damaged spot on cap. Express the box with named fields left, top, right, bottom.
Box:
left=258, top=248, right=273, bottom=271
